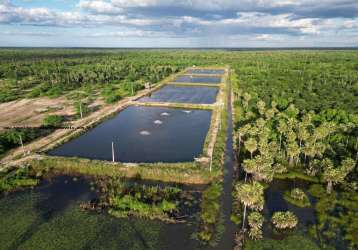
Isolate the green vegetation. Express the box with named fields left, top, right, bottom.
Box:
left=0, top=181, right=170, bottom=250
left=196, top=182, right=223, bottom=245
left=1, top=49, right=357, bottom=248
left=0, top=166, right=39, bottom=193
left=247, top=212, right=264, bottom=240
left=43, top=114, right=64, bottom=127
left=244, top=235, right=319, bottom=250
left=93, top=178, right=195, bottom=222
left=0, top=50, right=187, bottom=103
left=271, top=211, right=298, bottom=230
left=195, top=77, right=228, bottom=245
left=235, top=181, right=264, bottom=234
left=308, top=183, right=358, bottom=249
left=74, top=100, right=90, bottom=118
left=234, top=51, right=358, bottom=113
left=30, top=157, right=213, bottom=185
left=231, top=51, right=357, bottom=249
left=283, top=188, right=311, bottom=208
left=0, top=128, right=50, bottom=157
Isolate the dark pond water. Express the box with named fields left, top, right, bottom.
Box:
left=0, top=176, right=201, bottom=250
left=263, top=179, right=316, bottom=238
left=48, top=106, right=212, bottom=163
left=186, top=69, right=225, bottom=75
left=173, top=75, right=222, bottom=84
left=139, top=85, right=219, bottom=104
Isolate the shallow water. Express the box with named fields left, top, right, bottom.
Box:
left=48, top=106, right=212, bottom=163
left=139, top=85, right=219, bottom=104
left=263, top=179, right=316, bottom=239
left=0, top=176, right=201, bottom=250
left=186, top=69, right=225, bottom=75
left=173, top=75, right=222, bottom=84
left=265, top=179, right=316, bottom=223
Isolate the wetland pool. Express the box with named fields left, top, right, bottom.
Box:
left=0, top=175, right=201, bottom=250
left=48, top=106, right=212, bottom=163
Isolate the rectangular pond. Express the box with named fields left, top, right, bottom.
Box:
left=48, top=106, right=212, bottom=163
left=138, top=85, right=219, bottom=104
left=173, top=75, right=222, bottom=84
left=186, top=69, right=225, bottom=75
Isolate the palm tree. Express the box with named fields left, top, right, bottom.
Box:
left=256, top=100, right=266, bottom=116
left=248, top=212, right=264, bottom=240
left=238, top=124, right=251, bottom=156
left=235, top=181, right=264, bottom=230
left=286, top=131, right=300, bottom=167
left=271, top=211, right=298, bottom=229
left=243, top=155, right=274, bottom=182
left=245, top=138, right=257, bottom=159
left=297, top=122, right=309, bottom=157
left=242, top=92, right=252, bottom=110
left=277, top=119, right=287, bottom=152
left=322, top=158, right=355, bottom=194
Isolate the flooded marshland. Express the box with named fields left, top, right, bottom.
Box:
left=139, top=85, right=219, bottom=104
left=48, top=106, right=212, bottom=163
left=263, top=179, right=316, bottom=238
left=0, top=175, right=203, bottom=250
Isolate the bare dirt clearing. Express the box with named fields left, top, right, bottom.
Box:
left=0, top=97, right=75, bottom=130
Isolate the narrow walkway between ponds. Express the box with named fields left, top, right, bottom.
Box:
left=211, top=69, right=236, bottom=250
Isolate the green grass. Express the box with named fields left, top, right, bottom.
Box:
left=0, top=166, right=39, bottom=194
left=274, top=170, right=319, bottom=183
left=283, top=192, right=311, bottom=208
left=30, top=157, right=214, bottom=185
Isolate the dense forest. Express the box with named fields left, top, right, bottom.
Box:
left=231, top=51, right=358, bottom=249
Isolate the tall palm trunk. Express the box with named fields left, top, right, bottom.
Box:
left=326, top=181, right=333, bottom=194
left=242, top=204, right=247, bottom=230
left=279, top=134, right=282, bottom=152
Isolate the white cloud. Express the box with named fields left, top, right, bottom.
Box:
left=86, top=30, right=162, bottom=37
left=1, top=31, right=55, bottom=36
left=252, top=34, right=284, bottom=41
left=78, top=0, right=123, bottom=14
left=180, top=12, right=322, bottom=34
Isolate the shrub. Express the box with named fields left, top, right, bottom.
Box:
left=283, top=188, right=311, bottom=208
left=271, top=211, right=298, bottom=230
left=248, top=212, right=264, bottom=240
left=43, top=115, right=64, bottom=127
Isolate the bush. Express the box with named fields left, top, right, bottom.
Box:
left=101, top=85, right=121, bottom=104
left=0, top=166, right=39, bottom=193
left=271, top=211, right=298, bottom=230
left=43, top=115, right=64, bottom=127
left=283, top=188, right=311, bottom=208
left=248, top=212, right=264, bottom=240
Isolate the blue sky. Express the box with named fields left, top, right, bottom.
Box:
left=0, top=0, right=358, bottom=47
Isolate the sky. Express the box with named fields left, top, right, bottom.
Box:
left=0, top=0, right=358, bottom=47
